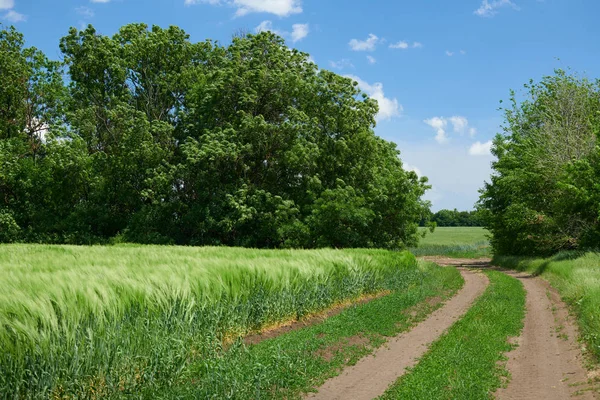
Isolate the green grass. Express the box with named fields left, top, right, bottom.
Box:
left=381, top=270, right=526, bottom=400
left=0, top=244, right=460, bottom=398
left=412, top=227, right=491, bottom=258
left=494, top=252, right=600, bottom=366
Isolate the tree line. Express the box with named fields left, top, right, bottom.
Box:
left=422, top=209, right=482, bottom=227
left=0, top=23, right=431, bottom=248
left=478, top=70, right=600, bottom=256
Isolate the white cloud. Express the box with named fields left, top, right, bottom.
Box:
left=390, top=40, right=422, bottom=50
left=469, top=140, right=493, bottom=156
left=449, top=116, right=468, bottom=134
left=404, top=163, right=422, bottom=177
left=76, top=6, right=94, bottom=18
left=460, top=49, right=467, bottom=55
left=291, top=23, right=309, bottom=42
left=474, top=0, right=519, bottom=17
left=390, top=41, right=409, bottom=49
left=445, top=50, right=454, bottom=57
left=425, top=116, right=477, bottom=144
left=398, top=141, right=495, bottom=211
left=186, top=0, right=302, bottom=17
left=366, top=55, right=376, bottom=64
left=0, top=0, right=14, bottom=10
left=424, top=117, right=449, bottom=144
left=329, top=59, right=354, bottom=70
left=349, top=33, right=379, bottom=51
left=255, top=20, right=280, bottom=34
left=346, top=75, right=402, bottom=121
left=2, top=9, right=25, bottom=22
left=90, top=0, right=111, bottom=3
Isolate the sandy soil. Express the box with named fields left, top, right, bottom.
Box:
left=496, top=270, right=598, bottom=399
left=427, top=257, right=597, bottom=399
left=306, top=268, right=489, bottom=400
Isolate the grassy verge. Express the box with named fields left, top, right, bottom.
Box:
left=494, top=252, right=600, bottom=366
left=381, top=270, right=525, bottom=400
left=412, top=227, right=491, bottom=258
left=160, top=261, right=464, bottom=398
left=0, top=245, right=460, bottom=398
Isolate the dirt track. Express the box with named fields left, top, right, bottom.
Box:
left=308, top=257, right=597, bottom=399
left=306, top=268, right=489, bottom=400
left=426, top=257, right=597, bottom=399
left=497, top=270, right=597, bottom=399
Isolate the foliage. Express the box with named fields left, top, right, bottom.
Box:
left=479, top=70, right=600, bottom=255
left=427, top=208, right=483, bottom=227
left=0, top=245, right=463, bottom=398
left=0, top=24, right=429, bottom=249
left=494, top=252, right=600, bottom=366
left=381, top=270, right=525, bottom=399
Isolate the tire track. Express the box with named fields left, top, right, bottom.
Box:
left=306, top=268, right=489, bottom=400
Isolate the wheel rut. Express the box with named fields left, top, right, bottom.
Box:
left=496, top=270, right=597, bottom=399
left=306, top=268, right=489, bottom=400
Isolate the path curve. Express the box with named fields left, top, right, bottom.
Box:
left=496, top=270, right=597, bottom=400
left=306, top=268, right=489, bottom=400
left=424, top=257, right=597, bottom=399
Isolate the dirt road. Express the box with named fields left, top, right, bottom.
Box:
left=426, top=257, right=597, bottom=399
left=497, top=270, right=597, bottom=399
left=306, top=268, right=489, bottom=400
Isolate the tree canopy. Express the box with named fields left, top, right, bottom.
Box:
left=0, top=23, right=431, bottom=248
left=479, top=70, right=600, bottom=255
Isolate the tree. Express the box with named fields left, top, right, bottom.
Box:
left=478, top=70, right=600, bottom=255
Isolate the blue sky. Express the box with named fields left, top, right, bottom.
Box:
left=2, top=0, right=599, bottom=211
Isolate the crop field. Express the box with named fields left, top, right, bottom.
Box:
left=412, top=227, right=491, bottom=258
left=0, top=244, right=461, bottom=398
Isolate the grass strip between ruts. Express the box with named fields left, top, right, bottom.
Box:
left=380, top=270, right=525, bottom=400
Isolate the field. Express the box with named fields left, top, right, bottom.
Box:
left=0, top=244, right=461, bottom=398
left=412, top=227, right=491, bottom=258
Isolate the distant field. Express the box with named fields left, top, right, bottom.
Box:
left=412, top=227, right=491, bottom=258
left=0, top=244, right=435, bottom=398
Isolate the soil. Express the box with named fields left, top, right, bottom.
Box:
left=429, top=258, right=598, bottom=399
left=243, top=291, right=390, bottom=346
left=306, top=268, right=489, bottom=400
left=496, top=269, right=598, bottom=399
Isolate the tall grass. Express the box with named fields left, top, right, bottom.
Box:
left=494, top=252, right=600, bottom=364
left=0, top=245, right=418, bottom=398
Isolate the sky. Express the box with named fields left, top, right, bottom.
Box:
left=2, top=0, right=599, bottom=211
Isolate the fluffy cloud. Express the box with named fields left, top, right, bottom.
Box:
left=366, top=55, right=376, bottom=64
left=186, top=0, right=302, bottom=17
left=255, top=21, right=308, bottom=42
left=425, top=116, right=477, bottom=144
left=185, top=0, right=302, bottom=17
left=424, top=117, right=449, bottom=144
left=346, top=75, right=402, bottom=121
left=403, top=163, right=422, bottom=177
left=3, top=8, right=24, bottom=21
left=469, top=140, right=493, bottom=156
left=255, top=20, right=280, bottom=34
left=474, top=0, right=518, bottom=17
left=0, top=0, right=14, bottom=10
left=390, top=41, right=422, bottom=50
left=291, top=23, right=309, bottom=42
left=1, top=0, right=25, bottom=23
left=349, top=34, right=379, bottom=51
left=398, top=142, right=495, bottom=210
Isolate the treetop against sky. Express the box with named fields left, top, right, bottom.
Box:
left=2, top=0, right=599, bottom=210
